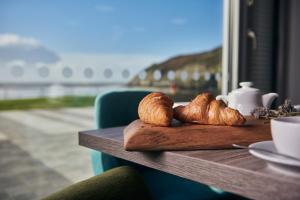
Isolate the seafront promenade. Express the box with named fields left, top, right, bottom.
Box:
left=0, top=107, right=94, bottom=200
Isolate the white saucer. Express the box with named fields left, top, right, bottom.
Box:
left=249, top=141, right=300, bottom=176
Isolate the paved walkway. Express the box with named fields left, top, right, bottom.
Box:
left=0, top=108, right=94, bottom=200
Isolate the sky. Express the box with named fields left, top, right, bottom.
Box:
left=0, top=0, right=223, bottom=82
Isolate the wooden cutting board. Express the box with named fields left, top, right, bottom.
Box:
left=123, top=118, right=272, bottom=151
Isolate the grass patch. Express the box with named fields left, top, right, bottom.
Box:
left=0, top=96, right=95, bottom=111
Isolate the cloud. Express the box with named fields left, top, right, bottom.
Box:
left=0, top=33, right=39, bottom=47
left=170, top=18, right=187, bottom=25
left=0, top=33, right=60, bottom=65
left=95, top=5, right=114, bottom=12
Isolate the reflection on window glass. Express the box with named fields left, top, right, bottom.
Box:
left=167, top=70, right=176, bottom=81
left=192, top=72, right=200, bottom=81
left=138, top=71, right=147, bottom=80
left=38, top=66, right=50, bottom=78
left=153, top=70, right=162, bottom=81
left=104, top=68, right=113, bottom=79
left=62, top=67, right=73, bottom=78
left=11, top=65, right=24, bottom=77
left=122, top=69, right=130, bottom=79
left=180, top=71, right=188, bottom=81
left=84, top=67, right=94, bottom=78
left=204, top=72, right=211, bottom=81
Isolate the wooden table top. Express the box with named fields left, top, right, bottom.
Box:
left=79, top=127, right=300, bottom=200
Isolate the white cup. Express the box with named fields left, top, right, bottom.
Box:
left=271, top=116, right=300, bottom=159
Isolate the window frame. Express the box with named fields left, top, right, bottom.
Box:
left=222, top=0, right=240, bottom=95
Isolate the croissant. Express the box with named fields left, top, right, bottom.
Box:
left=138, top=92, right=174, bottom=126
left=174, top=93, right=245, bottom=126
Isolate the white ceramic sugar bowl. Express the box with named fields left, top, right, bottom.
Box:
left=216, top=82, right=278, bottom=116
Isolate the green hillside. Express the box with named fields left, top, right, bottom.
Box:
left=128, top=46, right=222, bottom=93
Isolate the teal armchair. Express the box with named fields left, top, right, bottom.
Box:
left=91, top=90, right=240, bottom=200
left=91, top=90, right=151, bottom=173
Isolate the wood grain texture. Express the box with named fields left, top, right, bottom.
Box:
left=79, top=127, right=300, bottom=200
left=124, top=119, right=272, bottom=151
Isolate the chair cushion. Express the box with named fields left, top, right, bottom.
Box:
left=43, top=166, right=152, bottom=200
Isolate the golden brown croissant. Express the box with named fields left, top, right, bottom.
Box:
left=174, top=93, right=245, bottom=126
left=138, top=92, right=174, bottom=126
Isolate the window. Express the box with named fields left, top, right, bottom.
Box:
left=0, top=1, right=224, bottom=199
left=0, top=0, right=223, bottom=101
